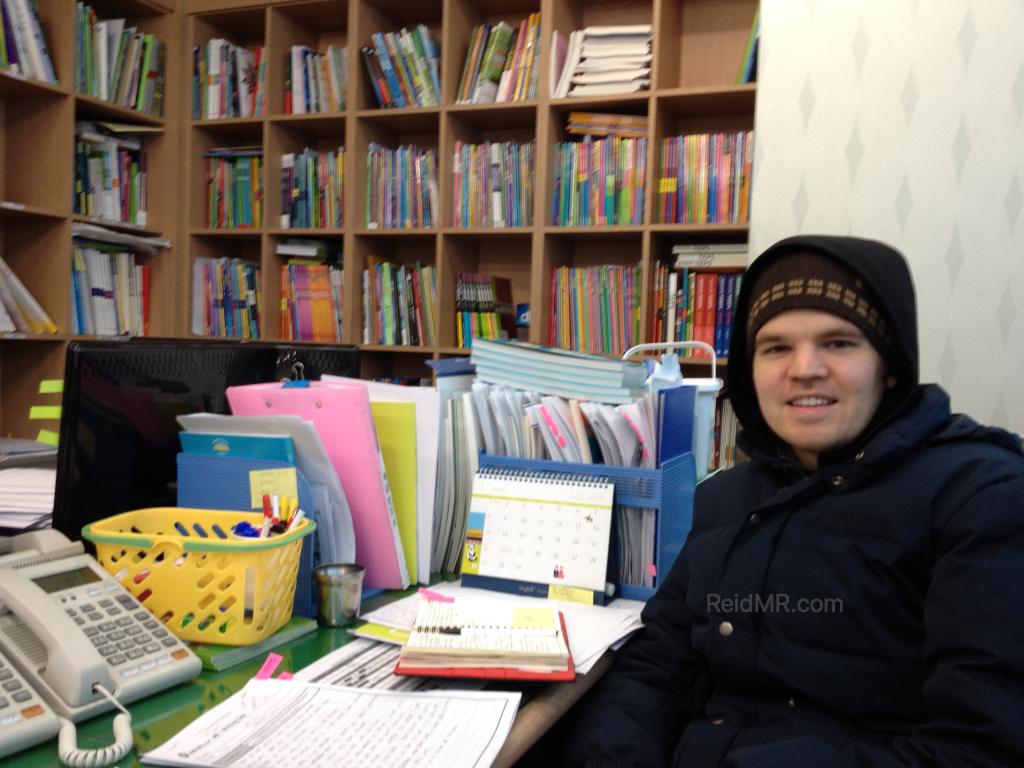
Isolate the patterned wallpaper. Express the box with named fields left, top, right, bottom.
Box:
left=751, top=0, right=1024, bottom=431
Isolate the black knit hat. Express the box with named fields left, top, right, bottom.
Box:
left=744, top=251, right=896, bottom=365
left=727, top=235, right=920, bottom=465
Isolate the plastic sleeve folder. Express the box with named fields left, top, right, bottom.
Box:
left=227, top=381, right=410, bottom=590
left=176, top=453, right=316, bottom=618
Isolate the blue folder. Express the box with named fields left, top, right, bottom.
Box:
left=176, top=453, right=316, bottom=618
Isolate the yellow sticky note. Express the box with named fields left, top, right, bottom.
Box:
left=248, top=468, right=298, bottom=509
left=39, top=379, right=64, bottom=394
left=36, top=429, right=59, bottom=446
left=28, top=405, right=61, bottom=420
left=512, top=608, right=555, bottom=630
left=547, top=585, right=595, bottom=605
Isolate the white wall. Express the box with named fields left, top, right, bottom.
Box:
left=751, top=0, right=1024, bottom=431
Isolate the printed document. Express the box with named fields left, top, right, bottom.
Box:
left=142, top=678, right=520, bottom=768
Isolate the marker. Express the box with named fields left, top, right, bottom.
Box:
left=260, top=494, right=273, bottom=538
left=286, top=507, right=306, bottom=532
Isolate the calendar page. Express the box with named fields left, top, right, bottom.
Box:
left=461, top=469, right=615, bottom=591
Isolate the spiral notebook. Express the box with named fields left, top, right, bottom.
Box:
left=460, top=467, right=616, bottom=605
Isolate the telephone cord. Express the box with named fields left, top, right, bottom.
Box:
left=56, top=683, right=134, bottom=768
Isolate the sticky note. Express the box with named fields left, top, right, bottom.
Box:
left=547, top=585, right=594, bottom=605
left=39, top=379, right=64, bottom=394
left=36, top=429, right=59, bottom=446
left=28, top=406, right=61, bottom=420
left=255, top=652, right=283, bottom=680
left=248, top=468, right=298, bottom=509
left=512, top=608, right=555, bottom=630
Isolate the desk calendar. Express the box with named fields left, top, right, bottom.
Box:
left=460, top=468, right=616, bottom=604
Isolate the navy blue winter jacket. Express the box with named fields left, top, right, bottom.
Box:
left=559, top=384, right=1024, bottom=766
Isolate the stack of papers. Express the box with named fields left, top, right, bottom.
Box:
left=0, top=438, right=57, bottom=528
left=142, top=679, right=519, bottom=768
left=0, top=467, right=56, bottom=529
left=552, top=24, right=652, bottom=99
left=470, top=337, right=646, bottom=404
left=360, top=582, right=645, bottom=676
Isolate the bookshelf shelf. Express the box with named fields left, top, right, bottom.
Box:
left=354, top=229, right=438, bottom=238
left=0, top=203, right=67, bottom=221
left=74, top=94, right=166, bottom=126
left=355, top=108, right=442, bottom=130
left=268, top=113, right=347, bottom=129
left=268, top=228, right=346, bottom=237
left=443, top=227, right=532, bottom=237
left=544, top=226, right=647, bottom=236
left=72, top=215, right=164, bottom=237
left=0, top=73, right=67, bottom=100
left=189, top=229, right=264, bottom=237
left=548, top=93, right=651, bottom=111
left=647, top=223, right=750, bottom=234
left=655, top=84, right=757, bottom=114
left=361, top=344, right=437, bottom=354
left=191, top=116, right=265, bottom=129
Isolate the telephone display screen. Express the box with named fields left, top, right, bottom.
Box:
left=32, top=567, right=101, bottom=594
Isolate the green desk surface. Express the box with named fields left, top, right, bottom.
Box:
left=7, top=622, right=358, bottom=767
left=7, top=584, right=607, bottom=767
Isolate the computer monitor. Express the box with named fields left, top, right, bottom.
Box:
left=52, top=339, right=360, bottom=540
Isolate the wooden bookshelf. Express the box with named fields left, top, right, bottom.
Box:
left=179, top=0, right=755, bottom=383
left=0, top=0, right=181, bottom=439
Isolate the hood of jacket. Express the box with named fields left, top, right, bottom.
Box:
left=727, top=235, right=920, bottom=466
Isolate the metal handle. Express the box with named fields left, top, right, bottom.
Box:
left=621, top=341, right=717, bottom=381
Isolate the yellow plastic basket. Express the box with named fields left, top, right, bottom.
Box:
left=82, top=507, right=316, bottom=646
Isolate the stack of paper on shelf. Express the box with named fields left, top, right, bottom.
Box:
left=552, top=24, right=652, bottom=99
left=469, top=337, right=646, bottom=404
left=0, top=438, right=57, bottom=529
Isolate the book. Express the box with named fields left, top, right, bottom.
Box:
left=190, top=617, right=317, bottom=671
left=394, top=600, right=575, bottom=681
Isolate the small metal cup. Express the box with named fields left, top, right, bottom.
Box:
left=313, top=563, right=365, bottom=627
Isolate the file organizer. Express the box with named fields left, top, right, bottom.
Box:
left=477, top=452, right=696, bottom=601
left=176, top=453, right=317, bottom=618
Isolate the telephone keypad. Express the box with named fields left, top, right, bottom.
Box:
left=62, top=583, right=192, bottom=682
left=3, top=681, right=22, bottom=692
left=0, top=698, right=7, bottom=709
left=11, top=692, right=30, bottom=704
left=0, top=670, right=11, bottom=682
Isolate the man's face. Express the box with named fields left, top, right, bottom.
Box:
left=752, top=310, right=890, bottom=469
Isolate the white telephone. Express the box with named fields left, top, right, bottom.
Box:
left=0, top=529, right=201, bottom=762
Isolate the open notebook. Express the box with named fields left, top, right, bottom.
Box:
left=394, top=600, right=575, bottom=681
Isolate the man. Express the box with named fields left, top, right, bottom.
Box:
left=558, top=235, right=1024, bottom=766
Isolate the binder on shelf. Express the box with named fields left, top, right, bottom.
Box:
left=176, top=452, right=317, bottom=619
left=227, top=381, right=410, bottom=590
left=477, top=452, right=696, bottom=601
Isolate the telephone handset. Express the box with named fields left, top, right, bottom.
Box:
left=0, top=529, right=201, bottom=761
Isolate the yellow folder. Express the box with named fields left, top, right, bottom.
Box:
left=370, top=401, right=418, bottom=581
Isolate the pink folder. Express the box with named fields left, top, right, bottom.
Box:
left=227, top=380, right=410, bottom=589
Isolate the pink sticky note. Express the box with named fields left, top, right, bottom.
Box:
left=255, top=652, right=284, bottom=680
left=276, top=671, right=294, bottom=681
left=418, top=587, right=455, bottom=603
left=646, top=563, right=657, bottom=577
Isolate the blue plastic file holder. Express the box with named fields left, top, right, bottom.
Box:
left=477, top=452, right=696, bottom=601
